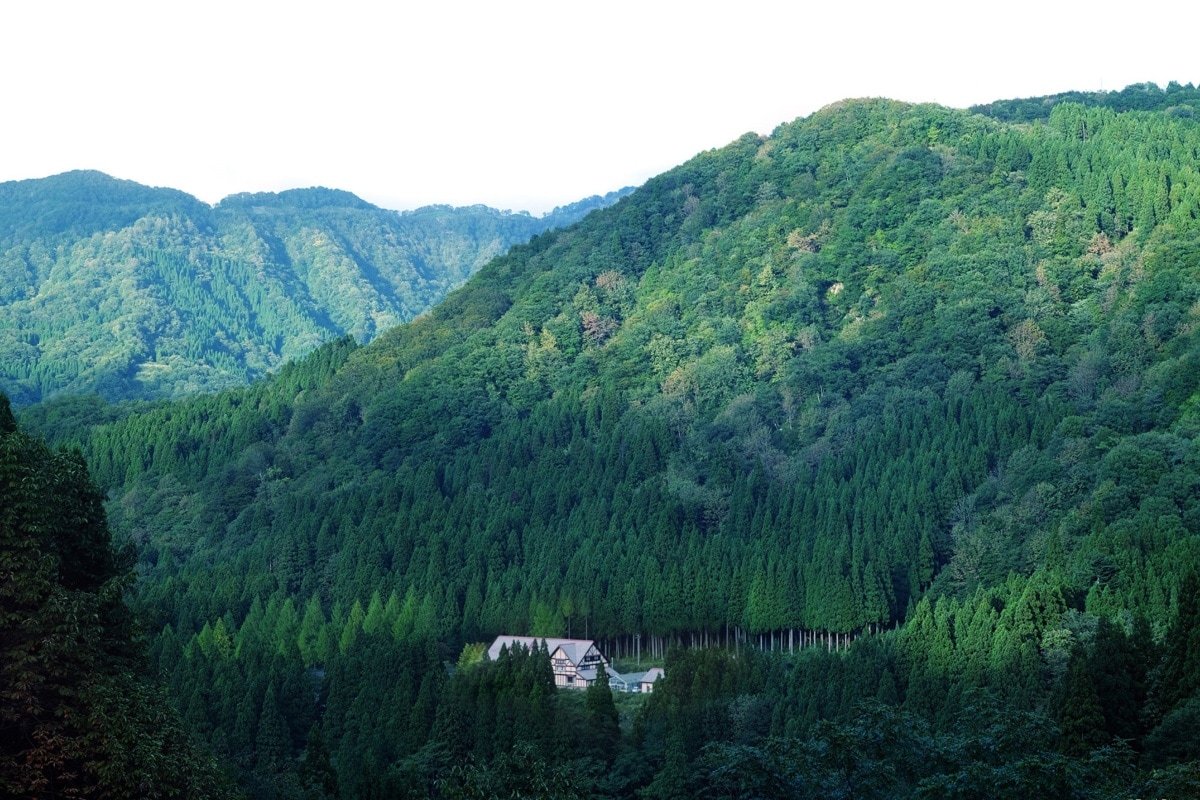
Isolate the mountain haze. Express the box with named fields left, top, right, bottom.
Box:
left=15, top=86, right=1200, bottom=797
left=0, top=171, right=630, bottom=404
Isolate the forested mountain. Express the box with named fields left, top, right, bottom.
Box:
left=972, top=79, right=1200, bottom=122
left=0, top=171, right=630, bottom=404
left=16, top=86, right=1200, bottom=797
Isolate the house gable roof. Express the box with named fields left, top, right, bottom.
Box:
left=486, top=635, right=603, bottom=665
left=612, top=667, right=664, bottom=686
left=549, top=640, right=600, bottom=665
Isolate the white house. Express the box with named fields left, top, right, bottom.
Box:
left=487, top=635, right=664, bottom=692
left=487, top=636, right=610, bottom=689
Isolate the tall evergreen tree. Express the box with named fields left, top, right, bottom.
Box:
left=585, top=662, right=621, bottom=763
left=1056, top=653, right=1109, bottom=757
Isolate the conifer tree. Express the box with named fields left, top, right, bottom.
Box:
left=585, top=662, right=621, bottom=762
left=1057, top=653, right=1109, bottom=757
left=299, top=723, right=339, bottom=800
left=0, top=394, right=233, bottom=798
left=1154, top=569, right=1200, bottom=715
left=255, top=683, right=291, bottom=771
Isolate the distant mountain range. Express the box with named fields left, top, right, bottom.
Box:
left=0, top=170, right=631, bottom=404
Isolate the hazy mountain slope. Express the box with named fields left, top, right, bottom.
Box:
left=16, top=93, right=1200, bottom=797
left=0, top=172, right=630, bottom=404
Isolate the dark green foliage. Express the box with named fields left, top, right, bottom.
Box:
left=16, top=86, right=1200, bottom=796
left=1056, top=653, right=1109, bottom=757
left=1087, top=617, right=1150, bottom=745
left=298, top=724, right=338, bottom=800
left=0, top=395, right=233, bottom=798
left=648, top=657, right=1142, bottom=799
left=585, top=662, right=621, bottom=762
left=972, top=81, right=1200, bottom=123
left=1143, top=696, right=1200, bottom=767
left=1153, top=569, right=1200, bottom=713
left=437, top=741, right=581, bottom=800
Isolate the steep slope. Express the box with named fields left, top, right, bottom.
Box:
left=69, top=98, right=1200, bottom=632
left=18, top=93, right=1200, bottom=797
left=0, top=172, right=630, bottom=404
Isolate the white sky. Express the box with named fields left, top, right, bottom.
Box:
left=2, top=1, right=1196, bottom=215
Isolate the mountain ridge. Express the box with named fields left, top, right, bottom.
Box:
left=0, top=172, right=633, bottom=405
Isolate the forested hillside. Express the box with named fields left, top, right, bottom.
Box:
left=0, top=171, right=629, bottom=404
left=972, top=79, right=1200, bottom=122
left=0, top=397, right=234, bottom=798
left=18, top=88, right=1200, bottom=797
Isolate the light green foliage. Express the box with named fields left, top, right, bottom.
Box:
left=456, top=641, right=487, bottom=671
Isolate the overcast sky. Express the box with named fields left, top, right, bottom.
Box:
left=2, top=1, right=1197, bottom=215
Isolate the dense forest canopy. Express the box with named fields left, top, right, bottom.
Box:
left=0, top=171, right=630, bottom=405
left=12, top=84, right=1200, bottom=798
left=971, top=80, right=1200, bottom=122
left=0, top=397, right=234, bottom=798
